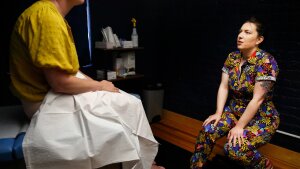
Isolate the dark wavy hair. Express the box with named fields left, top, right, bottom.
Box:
left=245, top=16, right=265, bottom=37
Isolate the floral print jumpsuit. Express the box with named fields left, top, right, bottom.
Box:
left=190, top=49, right=280, bottom=168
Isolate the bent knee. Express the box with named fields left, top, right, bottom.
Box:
left=223, top=143, right=242, bottom=158
left=203, top=123, right=216, bottom=134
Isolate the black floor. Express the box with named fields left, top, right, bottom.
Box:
left=154, top=137, right=243, bottom=169
left=2, top=138, right=245, bottom=169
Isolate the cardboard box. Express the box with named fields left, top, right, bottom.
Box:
left=96, top=70, right=105, bottom=80
left=95, top=41, right=114, bottom=49
left=107, top=71, right=117, bottom=80
left=121, top=52, right=136, bottom=75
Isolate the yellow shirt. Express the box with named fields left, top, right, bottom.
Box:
left=9, top=0, right=79, bottom=102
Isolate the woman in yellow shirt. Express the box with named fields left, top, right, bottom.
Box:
left=9, top=0, right=164, bottom=169
left=10, top=0, right=118, bottom=119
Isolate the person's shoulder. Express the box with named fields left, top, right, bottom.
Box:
left=223, top=50, right=240, bottom=68
left=228, top=50, right=240, bottom=55
left=18, top=0, right=62, bottom=27
left=227, top=50, right=241, bottom=60
left=257, top=49, right=278, bottom=67
left=20, top=1, right=59, bottom=19
left=257, top=49, right=277, bottom=61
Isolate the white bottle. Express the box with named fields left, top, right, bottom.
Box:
left=131, top=28, right=138, bottom=47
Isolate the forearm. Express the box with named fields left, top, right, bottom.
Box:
left=203, top=73, right=229, bottom=127
left=236, top=80, right=273, bottom=129
left=79, top=70, right=93, bottom=80
left=215, top=72, right=229, bottom=115
left=44, top=69, right=105, bottom=94
left=52, top=75, right=102, bottom=94
left=236, top=98, right=263, bottom=128
left=216, top=85, right=228, bottom=115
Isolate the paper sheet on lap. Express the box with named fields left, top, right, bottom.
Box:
left=22, top=72, right=158, bottom=169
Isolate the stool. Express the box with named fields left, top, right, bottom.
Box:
left=0, top=105, right=28, bottom=162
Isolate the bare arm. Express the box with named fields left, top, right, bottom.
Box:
left=43, top=68, right=119, bottom=94
left=80, top=71, right=93, bottom=80
left=203, top=72, right=229, bottom=126
left=236, top=80, right=273, bottom=128
left=216, top=72, right=230, bottom=115
left=228, top=80, right=274, bottom=147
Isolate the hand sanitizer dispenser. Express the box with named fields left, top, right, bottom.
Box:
left=131, top=18, right=138, bottom=47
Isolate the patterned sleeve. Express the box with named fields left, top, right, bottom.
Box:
left=255, top=54, right=279, bottom=82
left=222, top=52, right=235, bottom=74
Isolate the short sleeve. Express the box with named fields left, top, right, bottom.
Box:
left=28, top=7, right=79, bottom=74
left=255, top=55, right=279, bottom=82
left=222, top=52, right=236, bottom=74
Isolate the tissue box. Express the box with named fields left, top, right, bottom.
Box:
left=121, top=41, right=133, bottom=48
left=95, top=41, right=114, bottom=49
left=107, top=71, right=117, bottom=80
left=121, top=52, right=135, bottom=75
left=113, top=58, right=125, bottom=76
left=96, top=70, right=105, bottom=79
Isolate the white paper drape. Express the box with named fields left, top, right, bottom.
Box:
left=23, top=73, right=158, bottom=169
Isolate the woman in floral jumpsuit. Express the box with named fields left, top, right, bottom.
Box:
left=190, top=17, right=279, bottom=169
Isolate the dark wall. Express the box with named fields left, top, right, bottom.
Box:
left=1, top=0, right=299, bottom=151
left=89, top=0, right=300, bottom=149
left=0, top=0, right=36, bottom=106
left=66, top=2, right=91, bottom=67
left=147, top=0, right=300, bottom=151
left=89, top=0, right=166, bottom=83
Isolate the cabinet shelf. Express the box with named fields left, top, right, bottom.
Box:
left=93, top=46, right=144, bottom=95
left=96, top=47, right=144, bottom=51
left=109, top=74, right=144, bottom=82
left=95, top=74, right=144, bottom=82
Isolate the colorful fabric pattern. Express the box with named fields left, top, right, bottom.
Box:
left=190, top=49, right=280, bottom=168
